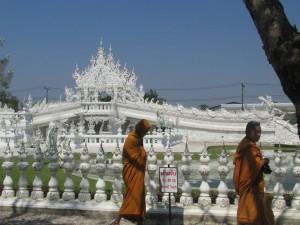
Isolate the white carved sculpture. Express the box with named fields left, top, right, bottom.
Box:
left=47, top=139, right=60, bottom=200
left=31, top=144, right=44, bottom=200
left=78, top=143, right=91, bottom=202
left=292, top=148, right=300, bottom=210
left=67, top=40, right=139, bottom=103
left=198, top=143, right=212, bottom=207
left=146, top=143, right=158, bottom=206
left=62, top=140, right=75, bottom=201
left=216, top=145, right=230, bottom=207
left=111, top=143, right=123, bottom=203
left=16, top=142, right=29, bottom=199
left=1, top=143, right=15, bottom=198
left=94, top=142, right=107, bottom=203
left=272, top=149, right=287, bottom=209
left=180, top=141, right=193, bottom=206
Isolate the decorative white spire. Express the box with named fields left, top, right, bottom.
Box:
left=69, top=39, right=140, bottom=103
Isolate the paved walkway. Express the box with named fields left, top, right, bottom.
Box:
left=0, top=210, right=233, bottom=225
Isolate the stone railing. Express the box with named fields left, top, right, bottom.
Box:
left=1, top=141, right=300, bottom=224
left=81, top=102, right=113, bottom=111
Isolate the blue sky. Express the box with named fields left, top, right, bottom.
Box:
left=1, top=0, right=299, bottom=107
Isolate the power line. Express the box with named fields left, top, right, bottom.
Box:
left=10, top=86, right=64, bottom=93
left=146, top=83, right=280, bottom=92
left=166, top=94, right=287, bottom=103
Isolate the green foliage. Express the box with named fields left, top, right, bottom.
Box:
left=0, top=38, right=14, bottom=90
left=144, top=89, right=166, bottom=105
left=199, top=104, right=209, bottom=110
left=0, top=90, right=18, bottom=111
left=0, top=37, right=18, bottom=111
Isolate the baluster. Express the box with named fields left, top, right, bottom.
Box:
left=261, top=149, right=271, bottom=192
left=216, top=144, right=230, bottom=207
left=180, top=140, right=193, bottom=206
left=111, top=142, right=123, bottom=203
left=1, top=143, right=15, bottom=198
left=31, top=144, right=44, bottom=200
left=78, top=143, right=91, bottom=202
left=16, top=142, right=29, bottom=199
left=146, top=142, right=158, bottom=206
left=292, top=148, right=300, bottom=210
left=47, top=141, right=60, bottom=200
left=62, top=140, right=75, bottom=201
left=162, top=144, right=175, bottom=206
left=198, top=143, right=212, bottom=207
left=94, top=142, right=107, bottom=202
left=272, top=149, right=287, bottom=209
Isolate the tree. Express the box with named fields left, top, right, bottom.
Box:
left=199, top=104, right=209, bottom=111
left=0, top=37, right=18, bottom=111
left=143, top=89, right=166, bottom=105
left=243, top=0, right=300, bottom=137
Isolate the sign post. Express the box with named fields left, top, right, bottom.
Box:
left=159, top=164, right=178, bottom=225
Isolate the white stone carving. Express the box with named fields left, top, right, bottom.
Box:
left=198, top=143, right=212, bottom=207
left=272, top=150, right=287, bottom=209
left=180, top=138, right=193, bottom=206
left=146, top=143, right=158, bottom=206
left=16, top=142, right=29, bottom=199
left=31, top=144, right=44, bottom=200
left=1, top=143, right=15, bottom=198
left=94, top=142, right=107, bottom=203
left=78, top=143, right=91, bottom=202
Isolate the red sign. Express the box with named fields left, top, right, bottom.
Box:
left=159, top=167, right=178, bottom=193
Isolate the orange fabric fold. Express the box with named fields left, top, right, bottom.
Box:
left=119, top=131, right=147, bottom=222
left=233, top=137, right=275, bottom=225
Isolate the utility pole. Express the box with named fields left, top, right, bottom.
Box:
left=241, top=83, right=245, bottom=111
left=43, top=86, right=52, bottom=103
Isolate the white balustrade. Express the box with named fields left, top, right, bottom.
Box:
left=94, top=142, right=107, bottom=202
left=31, top=144, right=44, bottom=200
left=111, top=143, right=123, bottom=203
left=198, top=143, right=211, bottom=207
left=78, top=143, right=91, bottom=202
left=146, top=143, right=158, bottom=206
left=62, top=141, right=75, bottom=201
left=1, top=143, right=15, bottom=198
left=272, top=150, right=287, bottom=209
left=216, top=145, right=230, bottom=207
left=0, top=141, right=300, bottom=221
left=47, top=142, right=60, bottom=200
left=292, top=149, right=300, bottom=210
left=16, top=142, right=29, bottom=199
left=180, top=141, right=193, bottom=206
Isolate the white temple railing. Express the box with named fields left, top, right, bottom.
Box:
left=79, top=134, right=164, bottom=150
left=1, top=142, right=300, bottom=222
left=81, top=102, right=113, bottom=111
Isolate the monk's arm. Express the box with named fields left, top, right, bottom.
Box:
left=248, top=145, right=264, bottom=180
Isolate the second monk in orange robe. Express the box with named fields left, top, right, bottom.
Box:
left=233, top=121, right=274, bottom=225
left=112, top=119, right=151, bottom=225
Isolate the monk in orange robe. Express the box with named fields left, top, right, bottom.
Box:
left=112, top=119, right=151, bottom=225
left=233, top=121, right=275, bottom=225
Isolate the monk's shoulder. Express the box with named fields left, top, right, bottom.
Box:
left=124, top=132, right=141, bottom=146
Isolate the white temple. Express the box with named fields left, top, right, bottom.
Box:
left=1, top=40, right=300, bottom=224
left=0, top=40, right=299, bottom=152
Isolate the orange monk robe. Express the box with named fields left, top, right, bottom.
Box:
left=119, top=131, right=147, bottom=222
left=233, top=137, right=275, bottom=225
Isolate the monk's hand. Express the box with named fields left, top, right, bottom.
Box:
left=263, top=157, right=270, bottom=165
left=262, top=158, right=272, bottom=174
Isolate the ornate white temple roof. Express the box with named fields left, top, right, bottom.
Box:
left=67, top=40, right=144, bottom=102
